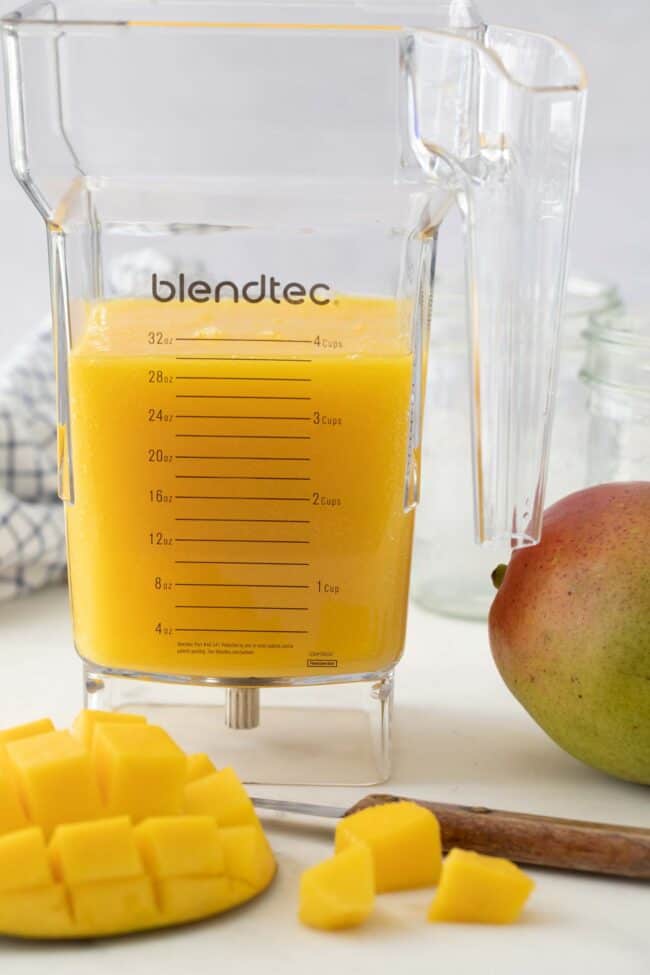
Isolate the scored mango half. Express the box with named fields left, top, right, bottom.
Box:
left=0, top=711, right=275, bottom=939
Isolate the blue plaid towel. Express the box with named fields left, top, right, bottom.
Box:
left=0, top=322, right=66, bottom=600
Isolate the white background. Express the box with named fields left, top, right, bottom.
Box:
left=0, top=0, right=649, bottom=354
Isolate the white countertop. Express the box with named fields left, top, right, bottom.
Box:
left=0, top=585, right=648, bottom=974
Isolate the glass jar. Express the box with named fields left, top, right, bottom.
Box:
left=582, top=310, right=650, bottom=484
left=411, top=276, right=623, bottom=620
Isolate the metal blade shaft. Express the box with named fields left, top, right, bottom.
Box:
left=252, top=796, right=345, bottom=820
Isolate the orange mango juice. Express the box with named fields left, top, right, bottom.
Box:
left=65, top=297, right=415, bottom=679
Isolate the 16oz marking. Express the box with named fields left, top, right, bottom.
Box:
left=149, top=489, right=173, bottom=503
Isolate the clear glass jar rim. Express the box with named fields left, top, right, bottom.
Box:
left=586, top=309, right=650, bottom=350
left=581, top=309, right=650, bottom=397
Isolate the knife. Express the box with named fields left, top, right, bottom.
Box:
left=252, top=793, right=650, bottom=880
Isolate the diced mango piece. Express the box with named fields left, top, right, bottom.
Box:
left=0, top=885, right=73, bottom=939
left=335, top=800, right=441, bottom=892
left=299, top=846, right=374, bottom=931
left=70, top=876, right=159, bottom=935
left=6, top=731, right=101, bottom=836
left=50, top=817, right=144, bottom=885
left=72, top=709, right=147, bottom=749
left=0, top=718, right=55, bottom=778
left=0, top=770, right=29, bottom=834
left=93, top=723, right=186, bottom=821
left=0, top=827, right=52, bottom=892
left=135, top=816, right=224, bottom=878
left=428, top=848, right=535, bottom=924
left=0, top=718, right=55, bottom=744
left=220, top=825, right=276, bottom=890
left=183, top=767, right=258, bottom=828
left=156, top=876, right=234, bottom=923
left=186, top=752, right=217, bottom=783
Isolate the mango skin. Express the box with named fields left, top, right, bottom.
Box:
left=489, top=483, right=650, bottom=785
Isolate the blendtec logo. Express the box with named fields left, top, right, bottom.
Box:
left=152, top=273, right=331, bottom=305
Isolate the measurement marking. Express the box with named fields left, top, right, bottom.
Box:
left=176, top=415, right=311, bottom=420
left=176, top=605, right=308, bottom=611
left=175, top=583, right=310, bottom=589
left=175, top=376, right=311, bottom=383
left=175, top=356, right=312, bottom=363
left=175, top=394, right=312, bottom=401
left=175, top=538, right=310, bottom=544
left=175, top=434, right=311, bottom=440
left=176, top=628, right=309, bottom=634
left=175, top=517, right=310, bottom=524
left=176, top=455, right=310, bottom=461
left=175, top=337, right=312, bottom=344
left=176, top=495, right=310, bottom=501
left=174, top=560, right=310, bottom=566
left=175, top=475, right=311, bottom=481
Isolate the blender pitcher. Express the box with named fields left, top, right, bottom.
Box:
left=1, top=2, right=586, bottom=785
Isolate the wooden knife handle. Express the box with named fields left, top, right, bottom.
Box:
left=346, top=794, right=650, bottom=880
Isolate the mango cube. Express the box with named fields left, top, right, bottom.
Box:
left=0, top=827, right=52, bottom=892
left=220, top=825, right=276, bottom=890
left=299, top=845, right=374, bottom=931
left=184, top=767, right=258, bottom=828
left=70, top=876, right=158, bottom=935
left=93, top=723, right=186, bottom=821
left=428, top=848, right=535, bottom=924
left=0, top=718, right=55, bottom=778
left=50, top=817, right=144, bottom=885
left=0, top=770, right=29, bottom=834
left=0, top=718, right=55, bottom=745
left=0, top=885, right=72, bottom=939
left=72, top=709, right=147, bottom=749
left=186, top=752, right=217, bottom=783
left=135, top=816, right=225, bottom=878
left=156, top=876, right=233, bottom=923
left=6, top=731, right=101, bottom=835
left=335, top=800, right=442, bottom=892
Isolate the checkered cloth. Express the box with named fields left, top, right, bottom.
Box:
left=0, top=322, right=66, bottom=600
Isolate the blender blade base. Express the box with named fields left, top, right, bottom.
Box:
left=83, top=666, right=393, bottom=787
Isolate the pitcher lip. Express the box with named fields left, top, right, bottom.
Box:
left=1, top=6, right=586, bottom=94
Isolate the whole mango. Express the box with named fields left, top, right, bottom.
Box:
left=489, top=482, right=650, bottom=785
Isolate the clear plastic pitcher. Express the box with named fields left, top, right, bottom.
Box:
left=1, top=1, right=586, bottom=783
